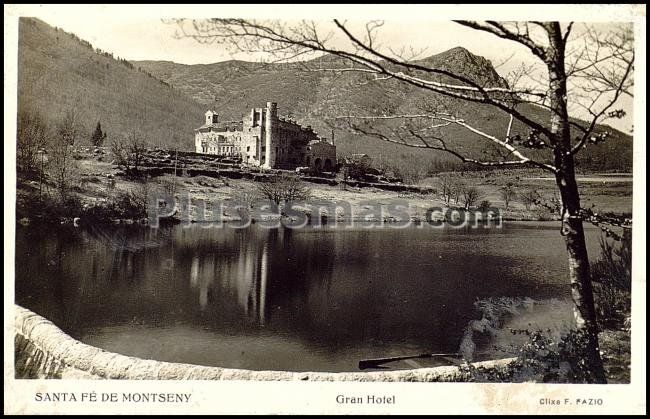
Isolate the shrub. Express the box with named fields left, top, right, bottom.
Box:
left=385, top=163, right=427, bottom=185
left=257, top=174, right=311, bottom=206
left=520, top=188, right=539, bottom=210
left=110, top=131, right=148, bottom=176
left=17, top=107, right=49, bottom=178
left=478, top=200, right=492, bottom=212
left=82, top=203, right=121, bottom=223
left=461, top=186, right=482, bottom=209
left=110, top=183, right=149, bottom=220
left=341, top=155, right=380, bottom=181
left=465, top=329, right=601, bottom=383
left=592, top=231, right=632, bottom=330
left=231, top=188, right=261, bottom=210
left=499, top=183, right=517, bottom=210
left=16, top=192, right=82, bottom=223
left=437, top=175, right=455, bottom=204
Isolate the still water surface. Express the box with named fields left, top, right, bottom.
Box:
left=15, top=222, right=603, bottom=372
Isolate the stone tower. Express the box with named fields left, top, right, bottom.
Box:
left=263, top=102, right=277, bottom=169
left=205, top=110, right=218, bottom=125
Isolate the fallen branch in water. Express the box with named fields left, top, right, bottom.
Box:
left=359, top=353, right=465, bottom=370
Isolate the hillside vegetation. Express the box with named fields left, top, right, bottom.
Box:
left=17, top=18, right=205, bottom=149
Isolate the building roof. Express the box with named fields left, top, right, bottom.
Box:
left=308, top=139, right=335, bottom=147
left=195, top=121, right=244, bottom=132
left=277, top=117, right=318, bottom=132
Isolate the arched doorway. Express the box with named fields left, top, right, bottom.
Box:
left=324, top=159, right=332, bottom=171
left=314, top=158, right=322, bottom=170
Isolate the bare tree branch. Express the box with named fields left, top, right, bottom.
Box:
left=563, top=22, right=574, bottom=43
left=335, top=113, right=558, bottom=172
left=455, top=21, right=547, bottom=60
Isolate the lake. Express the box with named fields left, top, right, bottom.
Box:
left=15, top=222, right=605, bottom=372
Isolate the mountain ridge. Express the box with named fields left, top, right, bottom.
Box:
left=17, top=17, right=206, bottom=148
left=16, top=17, right=631, bottom=173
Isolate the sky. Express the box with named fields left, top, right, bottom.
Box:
left=6, top=4, right=640, bottom=133
left=14, top=10, right=536, bottom=66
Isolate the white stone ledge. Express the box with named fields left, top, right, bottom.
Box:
left=14, top=305, right=516, bottom=381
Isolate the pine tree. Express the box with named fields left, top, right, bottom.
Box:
left=91, top=121, right=106, bottom=147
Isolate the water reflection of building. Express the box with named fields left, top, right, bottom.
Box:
left=190, top=255, right=215, bottom=309
left=234, top=245, right=268, bottom=324
left=188, top=233, right=270, bottom=325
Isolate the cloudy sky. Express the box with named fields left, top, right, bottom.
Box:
left=6, top=4, right=639, bottom=132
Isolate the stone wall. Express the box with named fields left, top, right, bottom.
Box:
left=14, top=305, right=516, bottom=381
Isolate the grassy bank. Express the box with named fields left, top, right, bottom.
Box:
left=16, top=153, right=633, bottom=226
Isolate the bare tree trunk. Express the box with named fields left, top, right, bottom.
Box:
left=546, top=23, right=606, bottom=383
left=557, top=170, right=606, bottom=383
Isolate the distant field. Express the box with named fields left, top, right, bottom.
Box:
left=524, top=175, right=633, bottom=183
left=420, top=170, right=633, bottom=216
left=62, top=160, right=633, bottom=222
